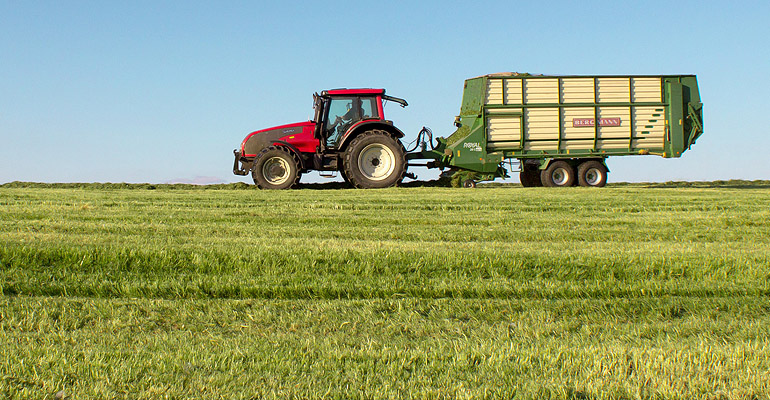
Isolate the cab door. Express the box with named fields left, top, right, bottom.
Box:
left=323, top=96, right=380, bottom=148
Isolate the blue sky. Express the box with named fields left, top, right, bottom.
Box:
left=1, top=0, right=768, bottom=184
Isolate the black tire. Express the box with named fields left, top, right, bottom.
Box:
left=462, top=179, right=476, bottom=188
left=577, top=160, right=608, bottom=187
left=339, top=168, right=351, bottom=184
left=251, top=146, right=301, bottom=190
left=343, top=130, right=406, bottom=189
left=541, top=161, right=576, bottom=187
left=519, top=167, right=543, bottom=187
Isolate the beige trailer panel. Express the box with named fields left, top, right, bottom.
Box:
left=524, top=140, right=559, bottom=151
left=485, top=107, right=667, bottom=151
left=560, top=78, right=594, bottom=103
left=524, top=79, right=559, bottom=104
left=483, top=75, right=668, bottom=152
left=561, top=139, right=595, bottom=150
left=561, top=107, right=596, bottom=140
left=633, top=106, right=666, bottom=148
left=485, top=79, right=504, bottom=104
left=597, top=107, right=631, bottom=139
left=596, top=78, right=631, bottom=102
left=505, top=79, right=523, bottom=104
left=487, top=116, right=521, bottom=142
left=524, top=108, right=560, bottom=140
left=631, top=78, right=663, bottom=102
left=484, top=76, right=663, bottom=105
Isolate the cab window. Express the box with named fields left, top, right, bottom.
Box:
left=324, top=96, right=379, bottom=147
left=360, top=97, right=378, bottom=119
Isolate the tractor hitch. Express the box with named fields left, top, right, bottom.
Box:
left=233, top=149, right=249, bottom=176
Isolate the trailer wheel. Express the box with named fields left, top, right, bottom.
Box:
left=577, top=160, right=608, bottom=187
left=541, top=161, right=575, bottom=187
left=343, top=130, right=406, bottom=189
left=519, top=167, right=543, bottom=187
left=462, top=179, right=477, bottom=188
left=252, top=146, right=300, bottom=190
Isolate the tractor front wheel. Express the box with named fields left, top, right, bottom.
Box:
left=343, top=130, right=406, bottom=189
left=252, top=146, right=301, bottom=189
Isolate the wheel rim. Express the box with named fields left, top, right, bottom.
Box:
left=262, top=156, right=290, bottom=185
left=552, top=167, right=569, bottom=186
left=358, top=143, right=396, bottom=181
left=585, top=168, right=602, bottom=185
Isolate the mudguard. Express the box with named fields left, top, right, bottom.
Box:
left=337, top=120, right=405, bottom=150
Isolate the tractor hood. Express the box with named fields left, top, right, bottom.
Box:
left=240, top=121, right=317, bottom=157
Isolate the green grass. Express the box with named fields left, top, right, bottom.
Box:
left=1, top=182, right=769, bottom=399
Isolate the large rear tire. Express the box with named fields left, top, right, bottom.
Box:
left=339, top=168, right=352, bottom=186
left=252, top=146, right=301, bottom=190
left=541, top=161, right=576, bottom=187
left=343, top=130, right=406, bottom=189
left=577, top=160, right=608, bottom=187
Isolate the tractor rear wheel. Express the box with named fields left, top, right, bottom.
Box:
left=343, top=130, right=406, bottom=189
left=252, top=146, right=301, bottom=189
left=340, top=168, right=351, bottom=186
left=577, top=160, right=608, bottom=187
left=541, top=161, right=576, bottom=187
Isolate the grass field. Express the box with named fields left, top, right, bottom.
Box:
left=1, top=182, right=769, bottom=399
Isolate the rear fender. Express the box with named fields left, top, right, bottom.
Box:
left=337, top=121, right=405, bottom=151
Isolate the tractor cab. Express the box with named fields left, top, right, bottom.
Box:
left=312, top=89, right=407, bottom=152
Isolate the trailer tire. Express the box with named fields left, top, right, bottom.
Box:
left=541, top=161, right=575, bottom=187
left=577, top=160, right=608, bottom=187
left=343, top=130, right=406, bottom=189
left=462, top=179, right=476, bottom=188
left=519, top=167, right=543, bottom=187
left=252, top=146, right=301, bottom=190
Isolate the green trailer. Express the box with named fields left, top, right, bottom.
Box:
left=410, top=73, right=703, bottom=187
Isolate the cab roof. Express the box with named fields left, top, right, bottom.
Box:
left=323, top=88, right=386, bottom=96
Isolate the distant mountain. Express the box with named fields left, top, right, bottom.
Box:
left=164, top=176, right=227, bottom=185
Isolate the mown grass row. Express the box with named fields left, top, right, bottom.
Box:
left=2, top=241, right=768, bottom=300
left=2, top=295, right=769, bottom=399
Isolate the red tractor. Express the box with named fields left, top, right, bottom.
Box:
left=233, top=89, right=410, bottom=189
